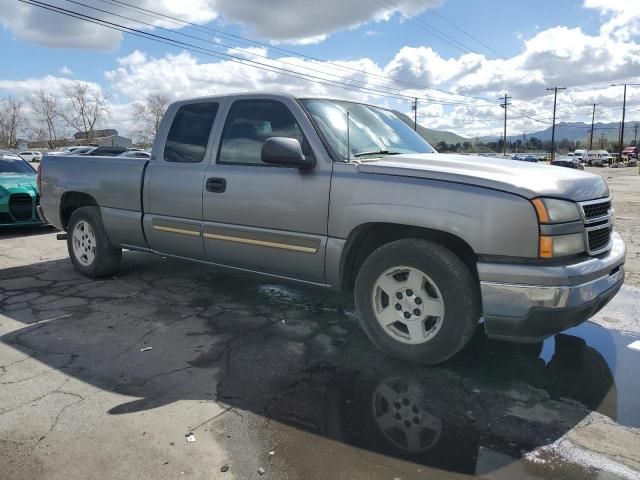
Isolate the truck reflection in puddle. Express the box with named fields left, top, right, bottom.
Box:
left=242, top=324, right=626, bottom=478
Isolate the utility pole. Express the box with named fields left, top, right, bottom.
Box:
left=634, top=123, right=638, bottom=144
left=411, top=98, right=418, bottom=131
left=499, top=93, right=511, bottom=156
left=611, top=83, right=640, bottom=156
left=619, top=84, right=627, bottom=157
left=546, top=86, right=566, bottom=161
left=589, top=103, right=598, bottom=151
left=522, top=133, right=526, bottom=152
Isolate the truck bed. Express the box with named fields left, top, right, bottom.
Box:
left=40, top=154, right=148, bottom=231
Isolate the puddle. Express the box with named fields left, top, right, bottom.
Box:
left=557, top=322, right=640, bottom=428
left=215, top=319, right=639, bottom=479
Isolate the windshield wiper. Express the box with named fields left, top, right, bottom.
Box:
left=352, top=150, right=402, bottom=157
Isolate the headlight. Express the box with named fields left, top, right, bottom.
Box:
left=532, top=198, right=581, bottom=224
left=539, top=233, right=585, bottom=258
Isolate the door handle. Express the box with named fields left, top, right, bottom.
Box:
left=206, top=177, right=226, bottom=193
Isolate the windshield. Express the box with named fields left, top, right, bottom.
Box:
left=300, top=99, right=435, bottom=161
left=0, top=157, right=36, bottom=175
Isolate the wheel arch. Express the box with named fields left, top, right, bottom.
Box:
left=338, top=222, right=478, bottom=292
left=60, top=191, right=99, bottom=230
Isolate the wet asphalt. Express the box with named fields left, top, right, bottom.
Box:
left=1, top=229, right=639, bottom=479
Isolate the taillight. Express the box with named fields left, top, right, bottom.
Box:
left=37, top=163, right=42, bottom=192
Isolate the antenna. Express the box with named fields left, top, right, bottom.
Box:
left=346, top=111, right=351, bottom=161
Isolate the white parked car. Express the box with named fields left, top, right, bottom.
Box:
left=584, top=150, right=612, bottom=166
left=18, top=150, right=42, bottom=162
left=118, top=150, right=151, bottom=159
left=46, top=146, right=87, bottom=156
left=573, top=149, right=586, bottom=161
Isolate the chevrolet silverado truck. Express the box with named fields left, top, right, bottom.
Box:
left=37, top=93, right=625, bottom=364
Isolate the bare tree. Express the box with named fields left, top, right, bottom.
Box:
left=132, top=94, right=170, bottom=147
left=61, top=82, right=110, bottom=142
left=0, top=97, right=27, bottom=149
left=29, top=89, right=60, bottom=148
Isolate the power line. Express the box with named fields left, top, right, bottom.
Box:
left=19, top=0, right=494, bottom=107
left=415, top=0, right=507, bottom=59
left=97, top=0, right=497, bottom=105
left=374, top=0, right=478, bottom=55
left=59, top=0, right=443, bottom=103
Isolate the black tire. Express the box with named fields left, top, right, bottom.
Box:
left=354, top=239, right=480, bottom=365
left=67, top=206, right=121, bottom=278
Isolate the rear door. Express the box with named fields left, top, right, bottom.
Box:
left=143, top=100, right=222, bottom=259
left=201, top=96, right=331, bottom=283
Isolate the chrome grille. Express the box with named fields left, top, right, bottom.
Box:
left=579, top=197, right=613, bottom=255
left=580, top=198, right=611, bottom=223
left=587, top=226, right=611, bottom=253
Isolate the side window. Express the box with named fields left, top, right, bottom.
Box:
left=218, top=100, right=306, bottom=166
left=164, top=102, right=219, bottom=163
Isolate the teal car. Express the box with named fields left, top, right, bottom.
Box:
left=0, top=151, right=44, bottom=227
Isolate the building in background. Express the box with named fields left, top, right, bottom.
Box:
left=27, top=128, right=132, bottom=149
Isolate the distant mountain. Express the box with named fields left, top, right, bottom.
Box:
left=483, top=120, right=640, bottom=144
left=393, top=110, right=639, bottom=147
left=393, top=110, right=469, bottom=145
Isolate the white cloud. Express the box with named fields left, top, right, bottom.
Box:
left=0, top=75, right=99, bottom=97
left=584, top=0, right=640, bottom=41
left=0, top=0, right=441, bottom=50
left=59, top=65, right=72, bottom=75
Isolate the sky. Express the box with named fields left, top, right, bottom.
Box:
left=1, top=0, right=639, bottom=140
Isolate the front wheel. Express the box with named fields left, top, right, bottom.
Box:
left=67, top=206, right=121, bottom=278
left=355, top=239, right=480, bottom=365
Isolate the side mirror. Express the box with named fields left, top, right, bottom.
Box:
left=261, top=137, right=315, bottom=169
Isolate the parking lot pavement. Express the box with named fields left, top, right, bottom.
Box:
left=587, top=166, right=640, bottom=289
left=2, top=219, right=640, bottom=479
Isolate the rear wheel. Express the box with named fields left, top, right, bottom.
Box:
left=67, top=206, right=121, bottom=278
left=355, top=239, right=480, bottom=364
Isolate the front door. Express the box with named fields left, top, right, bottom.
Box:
left=202, top=97, right=331, bottom=284
left=144, top=100, right=221, bottom=259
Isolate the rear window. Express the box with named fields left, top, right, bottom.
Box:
left=164, top=102, right=219, bottom=163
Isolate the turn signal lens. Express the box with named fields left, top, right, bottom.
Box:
left=539, top=236, right=553, bottom=258
left=532, top=198, right=549, bottom=223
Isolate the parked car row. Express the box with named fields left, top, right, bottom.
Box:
left=17, top=147, right=151, bottom=162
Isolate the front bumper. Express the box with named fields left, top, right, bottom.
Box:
left=479, top=232, right=626, bottom=342
left=0, top=196, right=44, bottom=227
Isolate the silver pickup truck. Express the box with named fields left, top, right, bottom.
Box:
left=38, top=92, right=625, bottom=364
